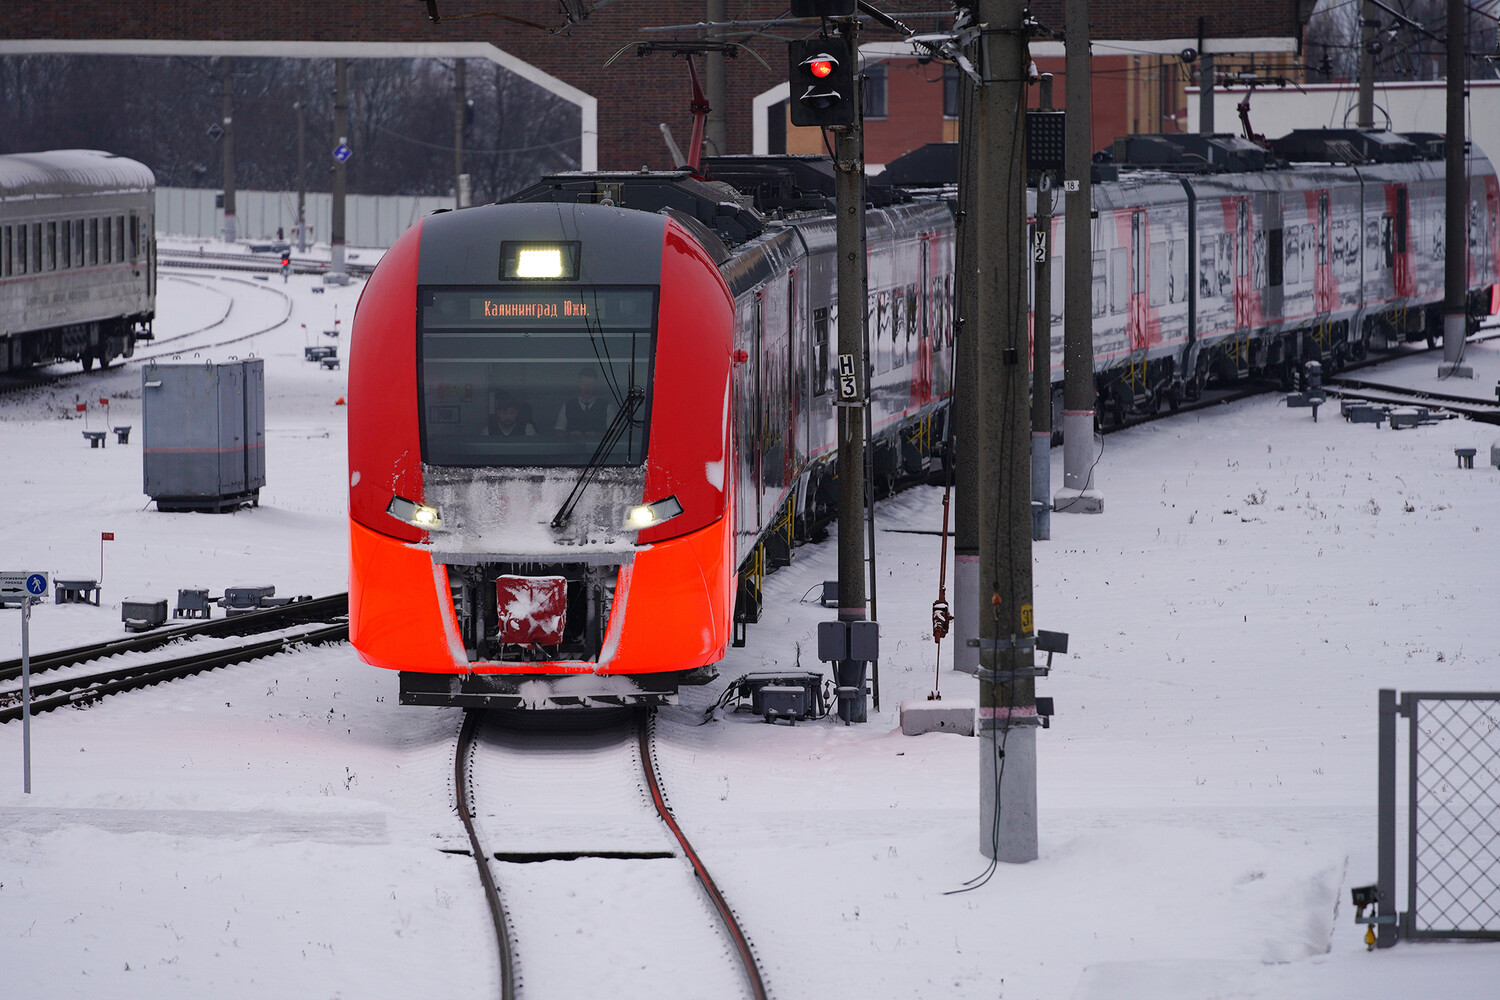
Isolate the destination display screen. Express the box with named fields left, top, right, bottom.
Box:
left=420, top=288, right=653, bottom=330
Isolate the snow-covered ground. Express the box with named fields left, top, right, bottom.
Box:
left=1, top=262, right=1497, bottom=998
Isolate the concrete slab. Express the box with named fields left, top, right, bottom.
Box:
left=900, top=697, right=975, bottom=737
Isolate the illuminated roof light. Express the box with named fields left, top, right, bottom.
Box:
left=515, top=247, right=564, bottom=278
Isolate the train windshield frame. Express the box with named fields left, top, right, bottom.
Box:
left=417, top=285, right=658, bottom=468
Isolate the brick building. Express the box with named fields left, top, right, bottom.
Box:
left=0, top=1, right=1310, bottom=171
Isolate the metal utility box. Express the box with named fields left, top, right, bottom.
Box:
left=142, top=360, right=265, bottom=512
left=122, top=597, right=168, bottom=632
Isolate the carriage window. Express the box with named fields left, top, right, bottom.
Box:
left=812, top=306, right=831, bottom=397
left=62, top=221, right=73, bottom=268
left=1109, top=248, right=1127, bottom=314
left=1, top=226, right=9, bottom=277
left=1198, top=237, right=1216, bottom=299
left=1169, top=239, right=1186, bottom=303
left=419, top=286, right=657, bottom=468
left=1267, top=229, right=1283, bottom=288
left=88, top=218, right=99, bottom=265
left=129, top=215, right=140, bottom=261
left=116, top=215, right=125, bottom=261
left=1149, top=241, right=1168, bottom=306
left=1091, top=251, right=1107, bottom=317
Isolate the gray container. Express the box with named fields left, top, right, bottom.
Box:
left=122, top=597, right=168, bottom=632
left=142, top=360, right=265, bottom=512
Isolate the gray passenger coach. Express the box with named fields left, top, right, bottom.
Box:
left=0, top=149, right=155, bottom=373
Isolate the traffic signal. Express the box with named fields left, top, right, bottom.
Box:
left=788, top=37, right=857, bottom=128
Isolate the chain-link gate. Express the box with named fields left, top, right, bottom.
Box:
left=1362, top=690, right=1500, bottom=947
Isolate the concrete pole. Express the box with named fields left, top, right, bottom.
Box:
left=332, top=57, right=348, bottom=276
left=295, top=101, right=308, bottom=252
left=1199, top=53, right=1215, bottom=134
left=833, top=16, right=869, bottom=724
left=221, top=59, right=237, bottom=244
left=974, top=0, right=1038, bottom=863
left=454, top=59, right=469, bottom=208
left=705, top=0, right=728, bottom=157
left=953, top=66, right=980, bottom=676
left=1031, top=74, right=1054, bottom=543
left=1440, top=0, right=1473, bottom=376
left=1055, top=0, right=1102, bottom=514
left=1358, top=0, right=1376, bottom=129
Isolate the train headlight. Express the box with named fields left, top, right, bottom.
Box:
left=387, top=495, right=445, bottom=531
left=625, top=495, right=683, bottom=531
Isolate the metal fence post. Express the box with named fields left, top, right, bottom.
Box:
left=1377, top=688, right=1398, bottom=947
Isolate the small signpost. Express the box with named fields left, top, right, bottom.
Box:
left=837, top=352, right=859, bottom=402
left=100, top=531, right=114, bottom=583
left=332, top=142, right=352, bottom=164
left=1032, top=229, right=1048, bottom=264
left=19, top=572, right=46, bottom=793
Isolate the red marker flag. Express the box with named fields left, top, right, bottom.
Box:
left=76, top=402, right=87, bottom=412
left=101, top=532, right=115, bottom=541
left=99, top=398, right=109, bottom=406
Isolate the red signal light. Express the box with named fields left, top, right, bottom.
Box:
left=809, top=58, right=834, bottom=79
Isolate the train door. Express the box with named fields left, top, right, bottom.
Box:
left=1393, top=185, right=1412, bottom=299
left=1234, top=198, right=1252, bottom=334
left=1315, top=191, right=1333, bottom=315
left=1128, top=209, right=1147, bottom=359
left=785, top=269, right=800, bottom=487
left=752, top=290, right=765, bottom=535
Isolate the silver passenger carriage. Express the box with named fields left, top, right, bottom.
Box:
left=0, top=149, right=156, bottom=373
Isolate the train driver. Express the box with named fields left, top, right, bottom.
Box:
left=488, top=394, right=536, bottom=438
left=554, top=368, right=613, bottom=435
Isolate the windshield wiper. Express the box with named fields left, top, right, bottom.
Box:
left=551, top=386, right=646, bottom=530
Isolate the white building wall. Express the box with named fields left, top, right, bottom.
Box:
left=156, top=188, right=456, bottom=248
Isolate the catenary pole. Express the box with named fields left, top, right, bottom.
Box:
left=974, top=0, right=1039, bottom=862
left=1199, top=51, right=1215, bottom=134
left=1440, top=0, right=1472, bottom=376
left=1055, top=0, right=1101, bottom=514
left=221, top=59, right=237, bottom=244
left=705, top=0, right=728, bottom=157
left=295, top=101, right=308, bottom=252
left=1358, top=0, right=1376, bottom=129
left=332, top=57, right=348, bottom=277
left=1031, top=74, right=1055, bottom=543
left=454, top=59, right=469, bottom=208
left=953, top=65, right=980, bottom=675
left=833, top=13, right=870, bottom=723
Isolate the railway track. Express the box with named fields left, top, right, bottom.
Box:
left=0, top=621, right=346, bottom=723
left=159, top=248, right=376, bottom=278
left=0, top=594, right=349, bottom=722
left=0, top=593, right=348, bottom=682
left=1322, top=376, right=1500, bottom=424
left=454, top=709, right=769, bottom=1000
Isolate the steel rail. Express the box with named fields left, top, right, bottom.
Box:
left=455, top=710, right=518, bottom=1000
left=0, top=622, right=346, bottom=723
left=0, top=593, right=349, bottom=683
left=638, top=715, right=770, bottom=1000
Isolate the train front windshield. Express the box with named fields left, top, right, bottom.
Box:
left=418, top=287, right=657, bottom=467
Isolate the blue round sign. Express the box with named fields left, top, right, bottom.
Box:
left=25, top=574, right=46, bottom=597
